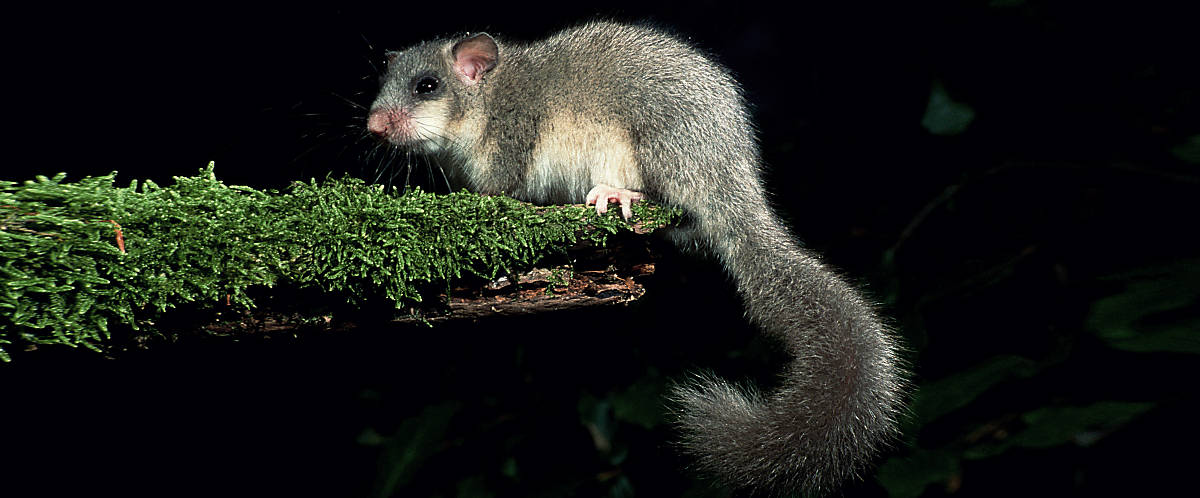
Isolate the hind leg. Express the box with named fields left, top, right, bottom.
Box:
left=586, top=184, right=644, bottom=220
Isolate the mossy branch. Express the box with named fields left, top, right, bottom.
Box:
left=0, top=163, right=680, bottom=361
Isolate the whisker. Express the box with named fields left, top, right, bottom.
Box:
left=404, top=150, right=415, bottom=193
left=331, top=92, right=367, bottom=110
left=359, top=32, right=377, bottom=55
left=436, top=160, right=453, bottom=193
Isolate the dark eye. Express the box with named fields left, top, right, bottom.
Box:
left=413, top=76, right=439, bottom=95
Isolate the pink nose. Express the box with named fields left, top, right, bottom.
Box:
left=367, top=109, right=392, bottom=136
left=368, top=107, right=413, bottom=143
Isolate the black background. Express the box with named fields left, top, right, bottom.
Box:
left=5, top=2, right=1198, bottom=497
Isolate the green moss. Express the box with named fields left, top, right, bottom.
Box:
left=0, top=163, right=680, bottom=361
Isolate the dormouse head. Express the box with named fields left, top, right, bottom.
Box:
left=367, top=32, right=499, bottom=152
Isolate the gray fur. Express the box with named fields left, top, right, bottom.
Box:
left=369, top=21, right=906, bottom=496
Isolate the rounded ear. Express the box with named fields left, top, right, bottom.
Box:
left=452, top=33, right=499, bottom=85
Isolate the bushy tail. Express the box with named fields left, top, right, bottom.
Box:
left=670, top=206, right=905, bottom=496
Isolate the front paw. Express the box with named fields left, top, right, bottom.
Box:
left=586, top=184, right=644, bottom=220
